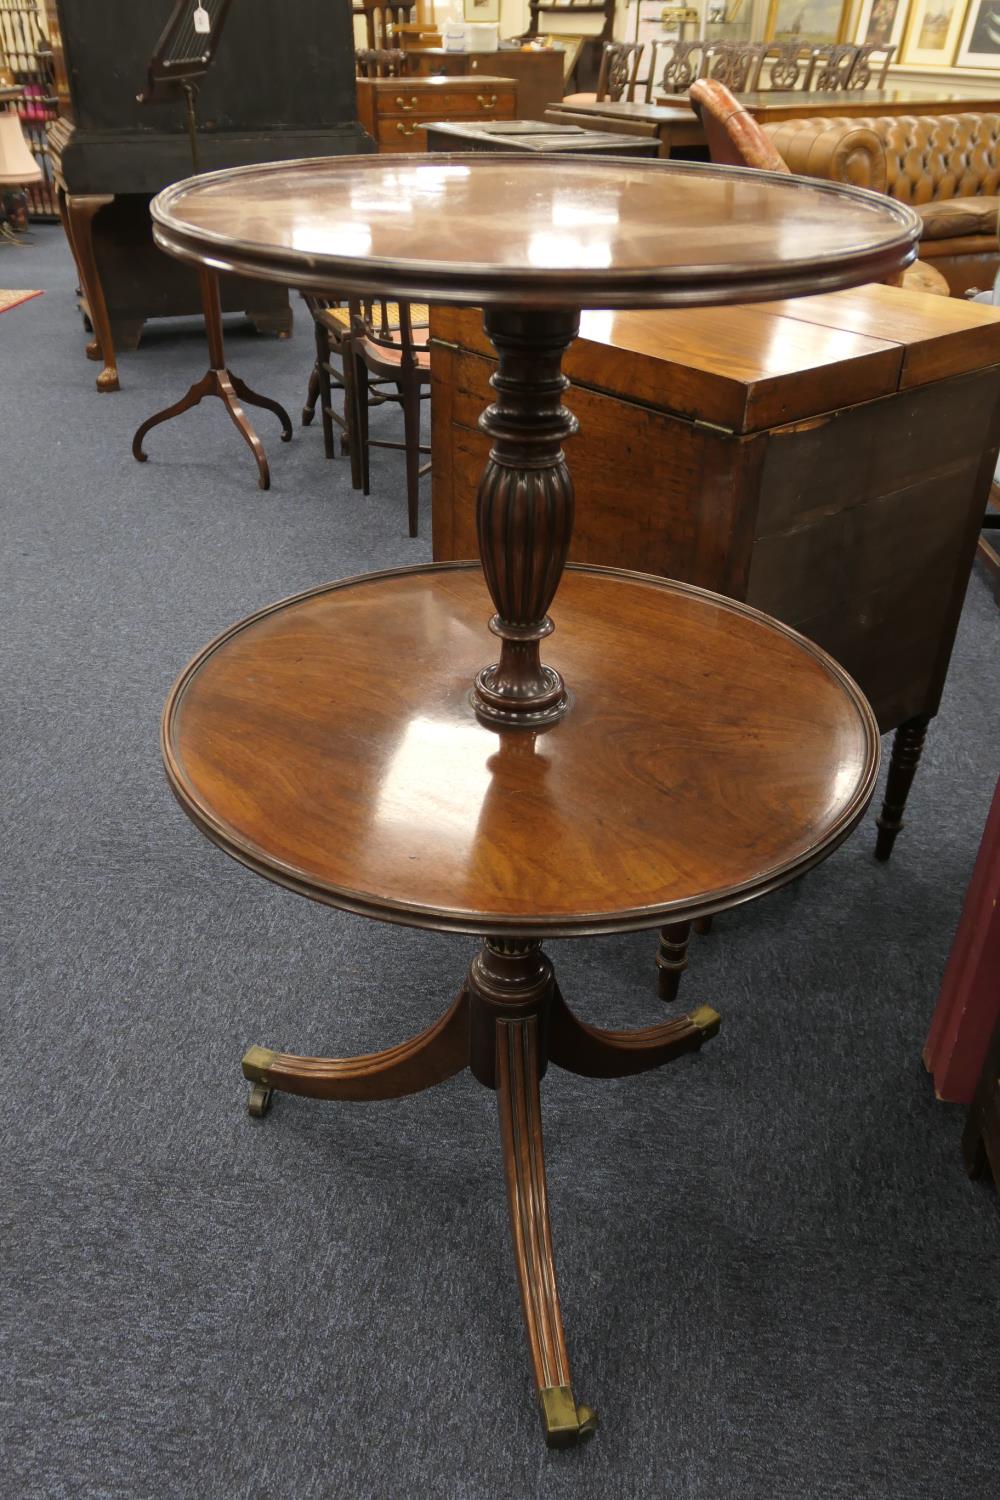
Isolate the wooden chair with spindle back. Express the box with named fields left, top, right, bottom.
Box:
left=301, top=296, right=361, bottom=482
left=349, top=297, right=431, bottom=538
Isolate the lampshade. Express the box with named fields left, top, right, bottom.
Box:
left=0, top=113, right=43, bottom=187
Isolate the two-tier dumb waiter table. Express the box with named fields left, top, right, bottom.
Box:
left=153, top=156, right=920, bottom=1447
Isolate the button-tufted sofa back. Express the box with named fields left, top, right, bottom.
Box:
left=875, top=114, right=1000, bottom=203
left=767, top=113, right=1000, bottom=203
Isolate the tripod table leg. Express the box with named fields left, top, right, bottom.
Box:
left=241, top=988, right=469, bottom=1116
left=496, top=1012, right=598, bottom=1449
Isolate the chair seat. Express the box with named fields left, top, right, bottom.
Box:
left=321, top=301, right=430, bottom=334
left=916, top=196, right=999, bottom=241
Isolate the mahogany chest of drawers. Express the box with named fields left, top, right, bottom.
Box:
left=356, top=76, right=517, bottom=154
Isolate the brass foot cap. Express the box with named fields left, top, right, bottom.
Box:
left=538, top=1385, right=598, bottom=1448
left=242, top=1045, right=277, bottom=1082
left=690, top=1004, right=722, bottom=1040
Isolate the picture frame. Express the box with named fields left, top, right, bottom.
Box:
left=854, top=0, right=908, bottom=49
left=899, top=0, right=968, bottom=65
left=954, top=0, right=1000, bottom=66
left=463, top=0, right=500, bottom=20
left=765, top=0, right=850, bottom=44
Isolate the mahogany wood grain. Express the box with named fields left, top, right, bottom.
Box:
left=759, top=282, right=1000, bottom=390
left=163, top=563, right=879, bottom=935
left=241, top=988, right=470, bottom=1100
left=431, top=301, right=903, bottom=435
left=548, top=982, right=719, bottom=1077
left=150, top=155, right=920, bottom=309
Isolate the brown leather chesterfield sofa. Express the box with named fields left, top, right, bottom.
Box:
left=763, top=114, right=1000, bottom=296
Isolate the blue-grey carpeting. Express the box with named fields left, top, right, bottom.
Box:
left=2, top=225, right=1000, bottom=1500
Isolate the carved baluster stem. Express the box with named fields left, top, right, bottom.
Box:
left=472, top=307, right=580, bottom=727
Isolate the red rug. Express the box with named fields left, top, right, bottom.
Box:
left=0, top=289, right=43, bottom=314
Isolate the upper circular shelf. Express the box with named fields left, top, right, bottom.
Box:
left=151, top=153, right=920, bottom=308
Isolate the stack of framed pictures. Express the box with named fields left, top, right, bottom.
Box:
left=769, top=0, right=1000, bottom=68
left=953, top=0, right=1000, bottom=68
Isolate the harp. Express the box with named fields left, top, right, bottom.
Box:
left=139, top=0, right=235, bottom=104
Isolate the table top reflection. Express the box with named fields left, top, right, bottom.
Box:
left=150, top=152, right=920, bottom=308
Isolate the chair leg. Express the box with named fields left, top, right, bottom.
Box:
left=303, top=363, right=319, bottom=427
left=354, top=353, right=371, bottom=496
left=341, top=339, right=363, bottom=491
left=656, top=920, right=692, bottom=1003
left=315, top=321, right=335, bottom=460
left=401, top=375, right=422, bottom=538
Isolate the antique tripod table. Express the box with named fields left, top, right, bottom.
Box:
left=154, top=156, right=919, bottom=1446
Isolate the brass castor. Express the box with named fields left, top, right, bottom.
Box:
left=247, top=1082, right=274, bottom=1118
left=538, top=1386, right=599, bottom=1448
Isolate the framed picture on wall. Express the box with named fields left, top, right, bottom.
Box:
left=765, top=0, right=850, bottom=43
left=900, top=0, right=968, bottom=64
left=854, top=0, right=908, bottom=49
left=463, top=0, right=500, bottom=20
left=955, top=0, right=1000, bottom=65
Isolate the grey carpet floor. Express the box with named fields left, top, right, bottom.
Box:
left=2, top=225, right=1000, bottom=1500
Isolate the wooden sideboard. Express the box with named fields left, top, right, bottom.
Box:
left=357, top=76, right=517, bottom=152
left=403, top=48, right=565, bottom=121
left=431, top=286, right=1000, bottom=852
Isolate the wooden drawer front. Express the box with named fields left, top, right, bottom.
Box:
left=379, top=87, right=515, bottom=119
left=378, top=119, right=433, bottom=151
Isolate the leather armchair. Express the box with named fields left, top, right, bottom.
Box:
left=763, top=114, right=1000, bottom=296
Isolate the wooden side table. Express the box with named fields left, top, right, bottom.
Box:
left=425, top=118, right=659, bottom=155
left=151, top=155, right=919, bottom=1447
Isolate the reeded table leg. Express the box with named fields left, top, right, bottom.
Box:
left=466, top=938, right=597, bottom=1446
left=497, top=1012, right=597, bottom=1448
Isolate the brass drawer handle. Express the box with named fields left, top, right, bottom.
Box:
left=395, top=95, right=419, bottom=111
left=395, top=121, right=420, bottom=137
left=476, top=93, right=498, bottom=109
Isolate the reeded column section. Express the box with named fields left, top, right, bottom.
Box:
left=472, top=306, right=581, bottom=727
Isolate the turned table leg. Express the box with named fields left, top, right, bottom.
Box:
left=656, top=920, right=693, bottom=1002
left=875, top=715, right=930, bottom=861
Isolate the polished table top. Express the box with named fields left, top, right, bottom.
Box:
left=150, top=152, right=920, bottom=307
left=163, top=565, right=879, bottom=936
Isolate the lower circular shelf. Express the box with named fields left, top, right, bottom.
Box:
left=162, top=562, right=879, bottom=935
